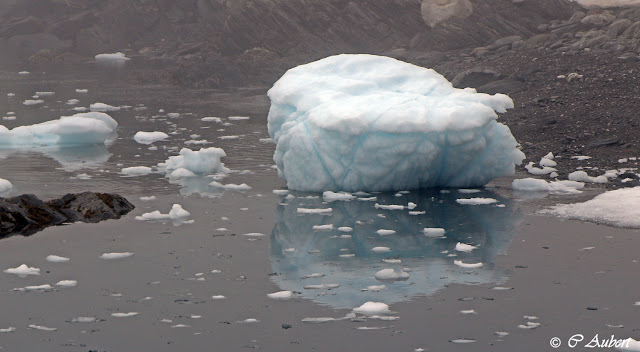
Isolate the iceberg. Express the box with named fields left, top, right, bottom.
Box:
left=160, top=147, right=229, bottom=175
left=0, top=112, right=117, bottom=147
left=267, top=54, right=525, bottom=192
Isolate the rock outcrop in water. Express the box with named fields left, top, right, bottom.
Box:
left=0, top=192, right=134, bottom=237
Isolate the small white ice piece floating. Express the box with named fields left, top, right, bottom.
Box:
left=455, top=242, right=477, bottom=253
left=55, top=280, right=77, bottom=287
left=374, top=269, right=410, bottom=281
left=120, top=166, right=152, bottom=176
left=135, top=204, right=190, bottom=222
left=267, top=291, right=294, bottom=300
left=46, top=255, right=69, bottom=263
left=111, top=312, right=138, bottom=318
left=267, top=54, right=524, bottom=192
left=95, top=52, right=130, bottom=61
left=454, top=260, right=483, bottom=269
left=133, top=131, right=168, bottom=144
left=456, top=198, right=498, bottom=205
left=352, top=302, right=391, bottom=316
left=100, top=252, right=134, bottom=260
left=512, top=178, right=584, bottom=194
left=90, top=103, right=120, bottom=112
left=322, top=191, right=356, bottom=201
left=4, top=264, right=40, bottom=277
left=423, top=228, right=445, bottom=237
left=160, top=147, right=229, bottom=175
left=543, top=187, right=640, bottom=228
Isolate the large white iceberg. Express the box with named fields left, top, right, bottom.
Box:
left=0, top=112, right=117, bottom=147
left=267, top=54, right=525, bottom=192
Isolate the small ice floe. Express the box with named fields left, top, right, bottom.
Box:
left=376, top=229, right=396, bottom=236
left=542, top=187, right=640, bottom=227
left=3, top=115, right=16, bottom=120
left=237, top=318, right=259, bottom=324
left=4, top=264, right=40, bottom=277
left=95, top=52, right=130, bottom=61
left=211, top=295, right=226, bottom=300
left=371, top=247, right=391, bottom=253
left=381, top=258, right=401, bottom=264
left=455, top=242, right=477, bottom=253
left=23, top=99, right=44, bottom=106
left=90, top=102, right=120, bottom=112
left=133, top=131, right=168, bottom=144
left=568, top=171, right=608, bottom=184
left=18, top=71, right=30, bottom=75
left=374, top=203, right=404, bottom=210
left=209, top=181, right=252, bottom=191
left=353, top=302, right=391, bottom=316
left=272, top=189, right=289, bottom=196
left=312, top=224, right=333, bottom=231
left=303, top=284, right=340, bottom=290
left=0, top=178, right=12, bottom=196
left=423, top=228, right=445, bottom=237
left=458, top=189, right=481, bottom=194
left=33, top=91, right=53, bottom=96
left=56, top=280, right=77, bottom=287
left=72, top=106, right=87, bottom=111
left=492, top=286, right=513, bottom=291
left=525, top=162, right=557, bottom=176
left=374, top=269, right=410, bottom=281
left=337, top=226, right=353, bottom=232
left=120, top=166, right=153, bottom=176
left=363, top=285, right=386, bottom=292
left=0, top=327, right=16, bottom=333
left=100, top=252, right=134, bottom=260
left=322, top=191, right=355, bottom=201
left=242, top=232, right=265, bottom=237
left=460, top=310, right=477, bottom=315
left=71, top=317, right=96, bottom=323
left=409, top=211, right=426, bottom=215
left=495, top=331, right=510, bottom=337
left=571, top=155, right=591, bottom=161
left=167, top=112, right=180, bottom=118
left=358, top=196, right=377, bottom=201
left=302, top=273, right=325, bottom=279
left=218, top=135, right=239, bottom=140
left=171, top=324, right=189, bottom=328
left=74, top=173, right=91, bottom=180
left=512, top=178, right=584, bottom=194
left=76, top=89, right=88, bottom=93
left=267, top=291, right=294, bottom=300
left=139, top=196, right=156, bottom=202
left=456, top=198, right=498, bottom=205
left=518, top=321, right=540, bottom=329
left=259, top=138, right=274, bottom=143
left=201, top=117, right=222, bottom=123
left=450, top=338, right=476, bottom=344
left=228, top=116, right=250, bottom=121
left=111, top=312, right=138, bottom=318
left=454, top=260, right=483, bottom=269
left=135, top=204, right=191, bottom=223
left=297, top=208, right=332, bottom=215
left=66, top=99, right=79, bottom=105
left=28, top=324, right=57, bottom=331
left=13, top=284, right=54, bottom=292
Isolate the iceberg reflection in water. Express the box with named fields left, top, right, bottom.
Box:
left=0, top=145, right=112, bottom=171
left=270, top=189, right=521, bottom=309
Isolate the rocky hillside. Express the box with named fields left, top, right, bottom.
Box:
left=0, top=0, right=574, bottom=86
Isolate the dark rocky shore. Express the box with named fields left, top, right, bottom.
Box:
left=0, top=192, right=134, bottom=237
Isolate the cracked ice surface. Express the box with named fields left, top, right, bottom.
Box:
left=267, top=54, right=524, bottom=192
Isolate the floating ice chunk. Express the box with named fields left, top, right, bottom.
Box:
left=23, top=99, right=44, bottom=106
left=14, top=284, right=54, bottom=291
left=423, top=228, right=446, bottom=237
left=568, top=171, right=608, bottom=184
left=55, top=280, right=77, bottom=287
left=28, top=324, right=57, bottom=331
left=375, top=203, right=404, bottom=210
left=353, top=302, right=391, bottom=316
left=273, top=189, right=289, bottom=195
left=218, top=135, right=239, bottom=140
left=90, top=103, right=120, bottom=112
left=18, top=71, right=29, bottom=75
left=4, top=264, right=40, bottom=277
left=451, top=339, right=476, bottom=344
left=46, top=255, right=69, bottom=263
left=238, top=318, right=259, bottom=323
left=512, top=178, right=584, bottom=194
left=297, top=207, right=332, bottom=215
left=212, top=295, right=226, bottom=300
left=209, top=181, right=252, bottom=191
left=377, top=229, right=396, bottom=236
left=169, top=204, right=190, bottom=219
left=133, top=131, right=168, bottom=144
left=76, top=89, right=88, bottom=93
left=168, top=168, right=196, bottom=179
left=0, top=178, right=12, bottom=195
left=539, top=157, right=557, bottom=167
left=381, top=258, right=401, bottom=264
left=571, top=155, right=591, bottom=161
left=337, top=226, right=353, bottom=232
left=456, top=198, right=498, bottom=205
left=302, top=317, right=335, bottom=323
left=201, top=117, right=221, bottom=122
left=0, top=112, right=117, bottom=147
left=312, top=224, right=334, bottom=231
left=228, top=116, right=250, bottom=121
left=525, top=162, right=557, bottom=175
left=364, top=285, right=386, bottom=292
left=242, top=232, right=265, bottom=237
left=267, top=54, right=524, bottom=192
left=495, top=331, right=510, bottom=337
left=460, top=309, right=477, bottom=314
left=455, top=242, right=477, bottom=253
left=518, top=322, right=540, bottom=329
left=374, top=269, right=410, bottom=281
left=304, top=284, right=340, bottom=290
left=95, top=52, right=130, bottom=61
left=322, top=191, right=356, bottom=201
left=372, top=247, right=391, bottom=253
left=259, top=138, right=274, bottom=143
left=140, top=196, right=156, bottom=202
left=454, top=260, right=483, bottom=268
left=100, top=252, right=134, bottom=260
left=35, top=91, right=54, bottom=96
left=121, top=166, right=152, bottom=176
left=161, top=147, right=229, bottom=175
left=543, top=187, right=640, bottom=228
left=0, top=327, right=16, bottom=333
left=111, top=312, right=138, bottom=318
left=267, top=291, right=294, bottom=300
